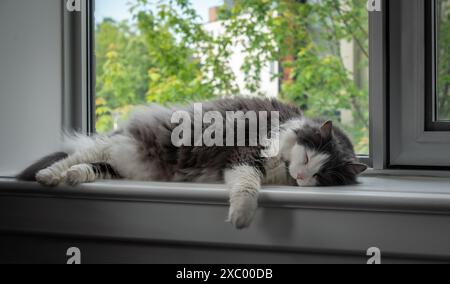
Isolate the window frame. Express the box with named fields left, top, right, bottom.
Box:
left=388, top=0, right=450, bottom=169
left=87, top=0, right=96, bottom=135
left=425, top=0, right=450, bottom=131
left=369, top=0, right=388, bottom=169
left=63, top=0, right=95, bottom=135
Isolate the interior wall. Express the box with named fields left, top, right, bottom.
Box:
left=0, top=0, right=63, bottom=176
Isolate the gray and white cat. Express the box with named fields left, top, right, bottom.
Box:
left=17, top=97, right=367, bottom=229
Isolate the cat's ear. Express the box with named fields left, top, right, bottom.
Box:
left=320, top=120, right=333, bottom=140
left=346, top=163, right=368, bottom=175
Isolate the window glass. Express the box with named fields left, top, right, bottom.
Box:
left=95, top=0, right=369, bottom=154
left=437, top=0, right=450, bottom=121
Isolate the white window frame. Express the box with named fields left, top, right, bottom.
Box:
left=369, top=0, right=387, bottom=169
left=389, top=0, right=450, bottom=168
left=63, top=0, right=95, bottom=134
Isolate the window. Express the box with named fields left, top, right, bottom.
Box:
left=426, top=0, right=450, bottom=131
left=436, top=0, right=450, bottom=122
left=92, top=0, right=370, bottom=156
left=389, top=0, right=450, bottom=168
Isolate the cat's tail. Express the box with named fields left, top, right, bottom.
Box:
left=16, top=152, right=69, bottom=182
left=16, top=132, right=97, bottom=182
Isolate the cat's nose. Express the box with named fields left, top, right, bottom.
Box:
left=297, top=173, right=306, bottom=180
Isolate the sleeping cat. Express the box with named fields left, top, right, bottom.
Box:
left=17, top=97, right=367, bottom=229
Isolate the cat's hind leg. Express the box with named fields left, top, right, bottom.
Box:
left=36, top=137, right=112, bottom=186
left=65, top=163, right=120, bottom=186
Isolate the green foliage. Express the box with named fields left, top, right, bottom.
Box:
left=95, top=0, right=370, bottom=154
left=219, top=0, right=369, bottom=153
left=95, top=19, right=152, bottom=132
left=134, top=5, right=216, bottom=104
left=437, top=0, right=450, bottom=120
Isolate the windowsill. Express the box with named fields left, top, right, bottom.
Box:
left=2, top=176, right=450, bottom=261
left=363, top=168, right=450, bottom=178
left=2, top=176, right=450, bottom=213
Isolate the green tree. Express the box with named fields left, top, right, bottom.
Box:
left=218, top=0, right=369, bottom=153
left=135, top=8, right=215, bottom=104
left=96, top=0, right=370, bottom=153
left=95, top=19, right=152, bottom=132
left=438, top=0, right=450, bottom=119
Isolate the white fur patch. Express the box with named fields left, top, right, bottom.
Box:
left=288, top=144, right=329, bottom=187
left=260, top=119, right=303, bottom=165
left=260, top=118, right=332, bottom=187
left=224, top=165, right=262, bottom=229
left=108, top=134, right=157, bottom=181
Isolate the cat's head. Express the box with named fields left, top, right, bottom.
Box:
left=281, top=119, right=367, bottom=187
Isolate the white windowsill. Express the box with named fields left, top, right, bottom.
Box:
left=1, top=176, right=450, bottom=261
left=2, top=176, right=450, bottom=213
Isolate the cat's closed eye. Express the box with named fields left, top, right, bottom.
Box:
left=304, top=152, right=309, bottom=165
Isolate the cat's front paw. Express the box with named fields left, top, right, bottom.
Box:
left=36, top=168, right=62, bottom=187
left=227, top=197, right=258, bottom=229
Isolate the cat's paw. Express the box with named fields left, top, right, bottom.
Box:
left=227, top=197, right=258, bottom=229
left=65, top=164, right=95, bottom=186
left=36, top=168, right=62, bottom=187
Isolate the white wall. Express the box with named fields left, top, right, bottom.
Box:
left=0, top=0, right=63, bottom=176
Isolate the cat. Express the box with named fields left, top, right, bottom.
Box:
left=17, top=97, right=367, bottom=229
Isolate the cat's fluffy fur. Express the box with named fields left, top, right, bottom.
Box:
left=17, top=97, right=367, bottom=229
